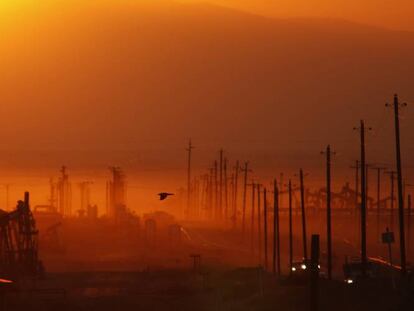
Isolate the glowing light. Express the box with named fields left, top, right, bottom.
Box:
left=301, top=264, right=307, bottom=270
left=291, top=267, right=296, bottom=271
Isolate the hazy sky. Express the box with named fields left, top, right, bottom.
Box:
left=0, top=0, right=414, bottom=209
left=0, top=0, right=414, bottom=175
left=186, top=0, right=414, bottom=31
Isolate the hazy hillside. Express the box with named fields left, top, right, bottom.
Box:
left=0, top=1, right=413, bottom=171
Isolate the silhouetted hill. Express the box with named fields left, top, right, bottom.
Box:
left=0, top=1, right=413, bottom=169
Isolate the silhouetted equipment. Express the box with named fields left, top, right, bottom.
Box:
left=299, top=169, right=308, bottom=262
left=354, top=120, right=369, bottom=277
left=186, top=140, right=194, bottom=219
left=106, top=167, right=127, bottom=219
left=386, top=94, right=407, bottom=277
left=79, top=181, right=92, bottom=217
left=288, top=180, right=293, bottom=275
left=158, top=192, right=174, bottom=200
left=57, top=166, right=72, bottom=216
left=310, top=234, right=320, bottom=311
left=0, top=192, right=43, bottom=279
left=273, top=179, right=281, bottom=276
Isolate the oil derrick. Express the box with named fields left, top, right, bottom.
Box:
left=57, top=166, right=72, bottom=216
left=0, top=192, right=43, bottom=278
left=79, top=181, right=92, bottom=218
left=106, top=167, right=127, bottom=219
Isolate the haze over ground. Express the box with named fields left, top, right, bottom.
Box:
left=0, top=0, right=414, bottom=211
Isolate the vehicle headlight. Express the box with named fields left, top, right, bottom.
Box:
left=291, top=267, right=296, bottom=271
left=346, top=279, right=353, bottom=284
left=301, top=264, right=307, bottom=270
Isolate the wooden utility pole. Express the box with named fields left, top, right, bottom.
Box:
left=233, top=161, right=240, bottom=227
left=321, top=145, right=333, bottom=280
left=299, top=169, right=308, bottom=262
left=288, top=180, right=293, bottom=275
left=373, top=166, right=387, bottom=238
left=354, top=120, right=368, bottom=277
left=250, top=182, right=256, bottom=257
left=186, top=140, right=194, bottom=219
left=241, top=162, right=250, bottom=241
left=387, top=94, right=407, bottom=276
left=264, top=188, right=268, bottom=270
left=273, top=179, right=280, bottom=276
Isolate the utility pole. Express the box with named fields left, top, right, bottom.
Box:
left=250, top=181, right=256, bottom=258
left=299, top=169, right=308, bottom=262
left=219, top=149, right=223, bottom=219
left=279, top=173, right=284, bottom=208
left=257, top=183, right=262, bottom=264
left=386, top=94, right=407, bottom=276
left=354, top=120, right=369, bottom=277
left=372, top=166, right=387, bottom=238
left=264, top=188, right=268, bottom=270
left=288, top=180, right=293, bottom=275
left=224, top=157, right=228, bottom=221
left=321, top=145, right=333, bottom=280
left=233, top=161, right=240, bottom=227
left=241, top=162, right=250, bottom=241
left=273, top=179, right=280, bottom=276
left=186, top=140, right=194, bottom=219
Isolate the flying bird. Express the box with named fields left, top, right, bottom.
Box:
left=158, top=192, right=174, bottom=200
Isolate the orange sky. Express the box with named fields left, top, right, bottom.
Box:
left=0, top=0, right=414, bottom=210
left=2, top=0, right=414, bottom=30
left=182, top=0, right=414, bottom=31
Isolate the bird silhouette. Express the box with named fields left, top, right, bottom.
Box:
left=158, top=192, right=174, bottom=200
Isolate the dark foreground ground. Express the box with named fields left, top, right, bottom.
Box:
left=3, top=268, right=414, bottom=311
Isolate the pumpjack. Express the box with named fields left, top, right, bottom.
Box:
left=0, top=192, right=43, bottom=279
